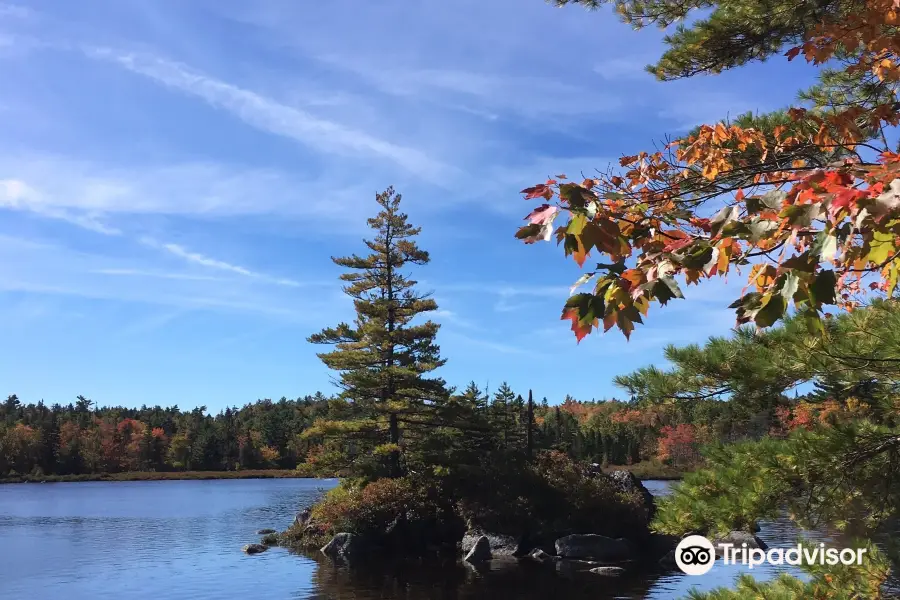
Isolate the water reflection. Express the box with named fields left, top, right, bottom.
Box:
left=296, top=478, right=839, bottom=599
left=303, top=554, right=661, bottom=599
left=0, top=478, right=849, bottom=600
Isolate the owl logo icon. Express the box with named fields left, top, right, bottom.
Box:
left=675, top=535, right=716, bottom=575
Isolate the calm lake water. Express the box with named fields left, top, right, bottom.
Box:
left=0, top=478, right=834, bottom=600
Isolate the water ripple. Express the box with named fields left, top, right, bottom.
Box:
left=0, top=479, right=841, bottom=600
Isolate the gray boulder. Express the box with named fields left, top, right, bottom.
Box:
left=464, top=535, right=492, bottom=563
left=242, top=543, right=268, bottom=554
left=608, top=470, right=656, bottom=520
left=713, top=531, right=767, bottom=556
left=658, top=549, right=678, bottom=569
left=555, top=558, right=601, bottom=577
left=645, top=532, right=680, bottom=561
left=555, top=534, right=635, bottom=562
left=256, top=528, right=276, bottom=535
left=529, top=548, right=557, bottom=564
left=321, top=532, right=362, bottom=560
left=461, top=530, right=524, bottom=557
left=294, top=507, right=312, bottom=528
left=590, top=566, right=627, bottom=576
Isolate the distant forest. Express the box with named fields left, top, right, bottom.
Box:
left=0, top=378, right=804, bottom=479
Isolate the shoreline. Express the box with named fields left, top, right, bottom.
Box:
left=1, top=462, right=686, bottom=484
left=601, top=463, right=687, bottom=481
left=0, top=469, right=332, bottom=484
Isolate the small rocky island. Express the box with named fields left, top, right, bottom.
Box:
left=265, top=457, right=768, bottom=581
left=269, top=456, right=764, bottom=578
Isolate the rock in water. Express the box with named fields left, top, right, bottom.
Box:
left=461, top=530, right=524, bottom=557
left=607, top=470, right=656, bottom=520
left=555, top=558, right=601, bottom=577
left=294, top=507, right=312, bottom=528
left=645, top=532, right=680, bottom=562
left=257, top=528, right=276, bottom=535
left=713, top=531, right=768, bottom=556
left=320, top=532, right=360, bottom=560
left=590, top=566, right=626, bottom=576
left=464, top=535, right=492, bottom=563
left=659, top=549, right=678, bottom=569
left=555, top=534, right=635, bottom=562
left=529, top=548, right=557, bottom=564
left=242, top=543, right=268, bottom=554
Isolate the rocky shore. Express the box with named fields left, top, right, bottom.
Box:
left=268, top=469, right=764, bottom=579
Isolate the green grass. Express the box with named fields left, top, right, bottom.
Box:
left=0, top=469, right=333, bottom=484
left=602, top=461, right=690, bottom=480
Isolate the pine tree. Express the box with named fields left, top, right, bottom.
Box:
left=491, top=382, right=516, bottom=449
left=459, top=381, right=489, bottom=411
left=306, top=187, right=448, bottom=479
left=526, top=390, right=534, bottom=461
left=492, top=382, right=516, bottom=407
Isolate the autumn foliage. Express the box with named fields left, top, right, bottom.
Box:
left=518, top=0, right=900, bottom=341
left=0, top=394, right=338, bottom=478
left=656, top=424, right=699, bottom=465
left=772, top=397, right=871, bottom=434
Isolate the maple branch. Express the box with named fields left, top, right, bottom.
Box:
left=846, top=251, right=900, bottom=272
left=744, top=241, right=788, bottom=258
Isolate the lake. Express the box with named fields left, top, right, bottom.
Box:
left=0, top=478, right=832, bottom=599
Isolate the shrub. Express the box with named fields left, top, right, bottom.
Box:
left=283, top=451, right=650, bottom=554
left=454, top=450, right=650, bottom=541
left=606, top=459, right=685, bottom=480
left=294, top=462, right=317, bottom=477
left=290, top=476, right=463, bottom=553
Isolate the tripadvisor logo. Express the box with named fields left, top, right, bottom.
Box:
left=675, top=535, right=716, bottom=575
left=675, top=535, right=868, bottom=576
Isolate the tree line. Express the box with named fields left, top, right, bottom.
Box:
left=0, top=393, right=340, bottom=477
left=4, top=348, right=845, bottom=479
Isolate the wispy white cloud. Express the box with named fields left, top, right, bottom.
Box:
left=0, top=234, right=338, bottom=322
left=459, top=155, right=618, bottom=215
left=0, top=170, right=325, bottom=289
left=657, top=91, right=767, bottom=131
left=83, top=47, right=453, bottom=181
left=310, top=55, right=626, bottom=120
left=432, top=281, right=569, bottom=315
left=441, top=329, right=549, bottom=359
left=156, top=241, right=255, bottom=277
left=435, top=281, right=568, bottom=298
left=592, top=56, right=657, bottom=81
left=432, top=308, right=480, bottom=331
left=139, top=236, right=312, bottom=288
left=0, top=156, right=381, bottom=222
left=0, top=178, right=121, bottom=234
left=0, top=3, right=32, bottom=20
left=91, top=268, right=220, bottom=282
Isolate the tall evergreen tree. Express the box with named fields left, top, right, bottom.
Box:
left=306, top=187, right=447, bottom=479
left=526, top=390, right=534, bottom=461
left=491, top=382, right=516, bottom=449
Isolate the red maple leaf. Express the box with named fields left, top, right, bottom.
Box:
left=562, top=308, right=592, bottom=343
left=525, top=204, right=559, bottom=225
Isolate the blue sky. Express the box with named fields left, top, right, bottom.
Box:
left=0, top=0, right=822, bottom=411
